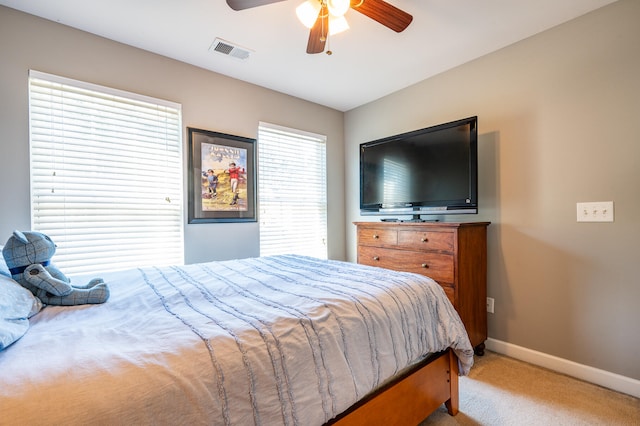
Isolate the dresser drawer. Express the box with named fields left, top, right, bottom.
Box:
left=397, top=230, right=454, bottom=252
left=357, top=227, right=397, bottom=246
left=358, top=246, right=454, bottom=284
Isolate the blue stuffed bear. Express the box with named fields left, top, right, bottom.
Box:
left=2, top=230, right=109, bottom=306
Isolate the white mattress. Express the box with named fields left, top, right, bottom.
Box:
left=0, top=255, right=474, bottom=425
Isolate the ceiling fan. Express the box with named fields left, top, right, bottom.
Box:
left=226, top=0, right=413, bottom=55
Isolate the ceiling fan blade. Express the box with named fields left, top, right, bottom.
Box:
left=306, top=5, right=329, bottom=54
left=226, top=0, right=286, bottom=11
left=350, top=0, right=413, bottom=32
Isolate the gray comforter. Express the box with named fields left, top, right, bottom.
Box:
left=0, top=255, right=473, bottom=425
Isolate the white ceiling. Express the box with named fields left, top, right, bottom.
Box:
left=1, top=0, right=617, bottom=111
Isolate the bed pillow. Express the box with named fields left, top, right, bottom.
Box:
left=0, top=273, right=43, bottom=351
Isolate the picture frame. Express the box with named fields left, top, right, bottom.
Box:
left=187, top=127, right=257, bottom=223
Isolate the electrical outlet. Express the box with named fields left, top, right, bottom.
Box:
left=486, top=297, right=494, bottom=314
left=576, top=201, right=614, bottom=222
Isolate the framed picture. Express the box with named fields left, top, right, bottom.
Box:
left=187, top=127, right=257, bottom=223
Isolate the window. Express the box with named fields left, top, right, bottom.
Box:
left=258, top=122, right=327, bottom=259
left=29, top=70, right=183, bottom=275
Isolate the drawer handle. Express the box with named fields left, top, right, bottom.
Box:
left=373, top=256, right=380, bottom=261
left=373, top=234, right=379, bottom=239
left=421, top=263, right=429, bottom=268
left=421, top=237, right=428, bottom=242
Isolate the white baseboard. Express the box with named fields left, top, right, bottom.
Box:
left=485, top=338, right=640, bottom=399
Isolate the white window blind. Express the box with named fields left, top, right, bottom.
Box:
left=258, top=122, right=327, bottom=259
left=29, top=70, right=184, bottom=275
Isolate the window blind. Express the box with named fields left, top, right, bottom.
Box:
left=258, top=122, right=327, bottom=259
left=29, top=70, right=184, bottom=275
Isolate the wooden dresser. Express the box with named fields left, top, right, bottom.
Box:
left=354, top=221, right=490, bottom=355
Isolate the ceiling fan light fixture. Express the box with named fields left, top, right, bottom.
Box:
left=327, top=0, right=350, bottom=17
left=328, top=15, right=349, bottom=35
left=296, top=1, right=321, bottom=29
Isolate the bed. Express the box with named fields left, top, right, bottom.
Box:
left=0, top=254, right=474, bottom=425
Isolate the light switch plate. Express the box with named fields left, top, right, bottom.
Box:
left=576, top=201, right=614, bottom=222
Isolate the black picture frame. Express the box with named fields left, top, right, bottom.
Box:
left=187, top=127, right=257, bottom=223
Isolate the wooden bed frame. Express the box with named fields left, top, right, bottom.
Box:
left=328, top=349, right=459, bottom=425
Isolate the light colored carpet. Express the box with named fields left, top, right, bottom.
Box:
left=420, top=351, right=640, bottom=425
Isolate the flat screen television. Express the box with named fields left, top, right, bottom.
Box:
left=360, top=116, right=478, bottom=220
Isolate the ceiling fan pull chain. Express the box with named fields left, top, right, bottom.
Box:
left=321, top=1, right=327, bottom=43
left=322, top=2, right=333, bottom=55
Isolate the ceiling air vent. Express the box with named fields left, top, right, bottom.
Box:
left=209, top=38, right=252, bottom=60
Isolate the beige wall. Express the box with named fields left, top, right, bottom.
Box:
left=0, top=6, right=345, bottom=263
left=345, top=0, right=639, bottom=380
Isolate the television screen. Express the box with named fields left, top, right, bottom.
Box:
left=360, top=116, right=478, bottom=218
